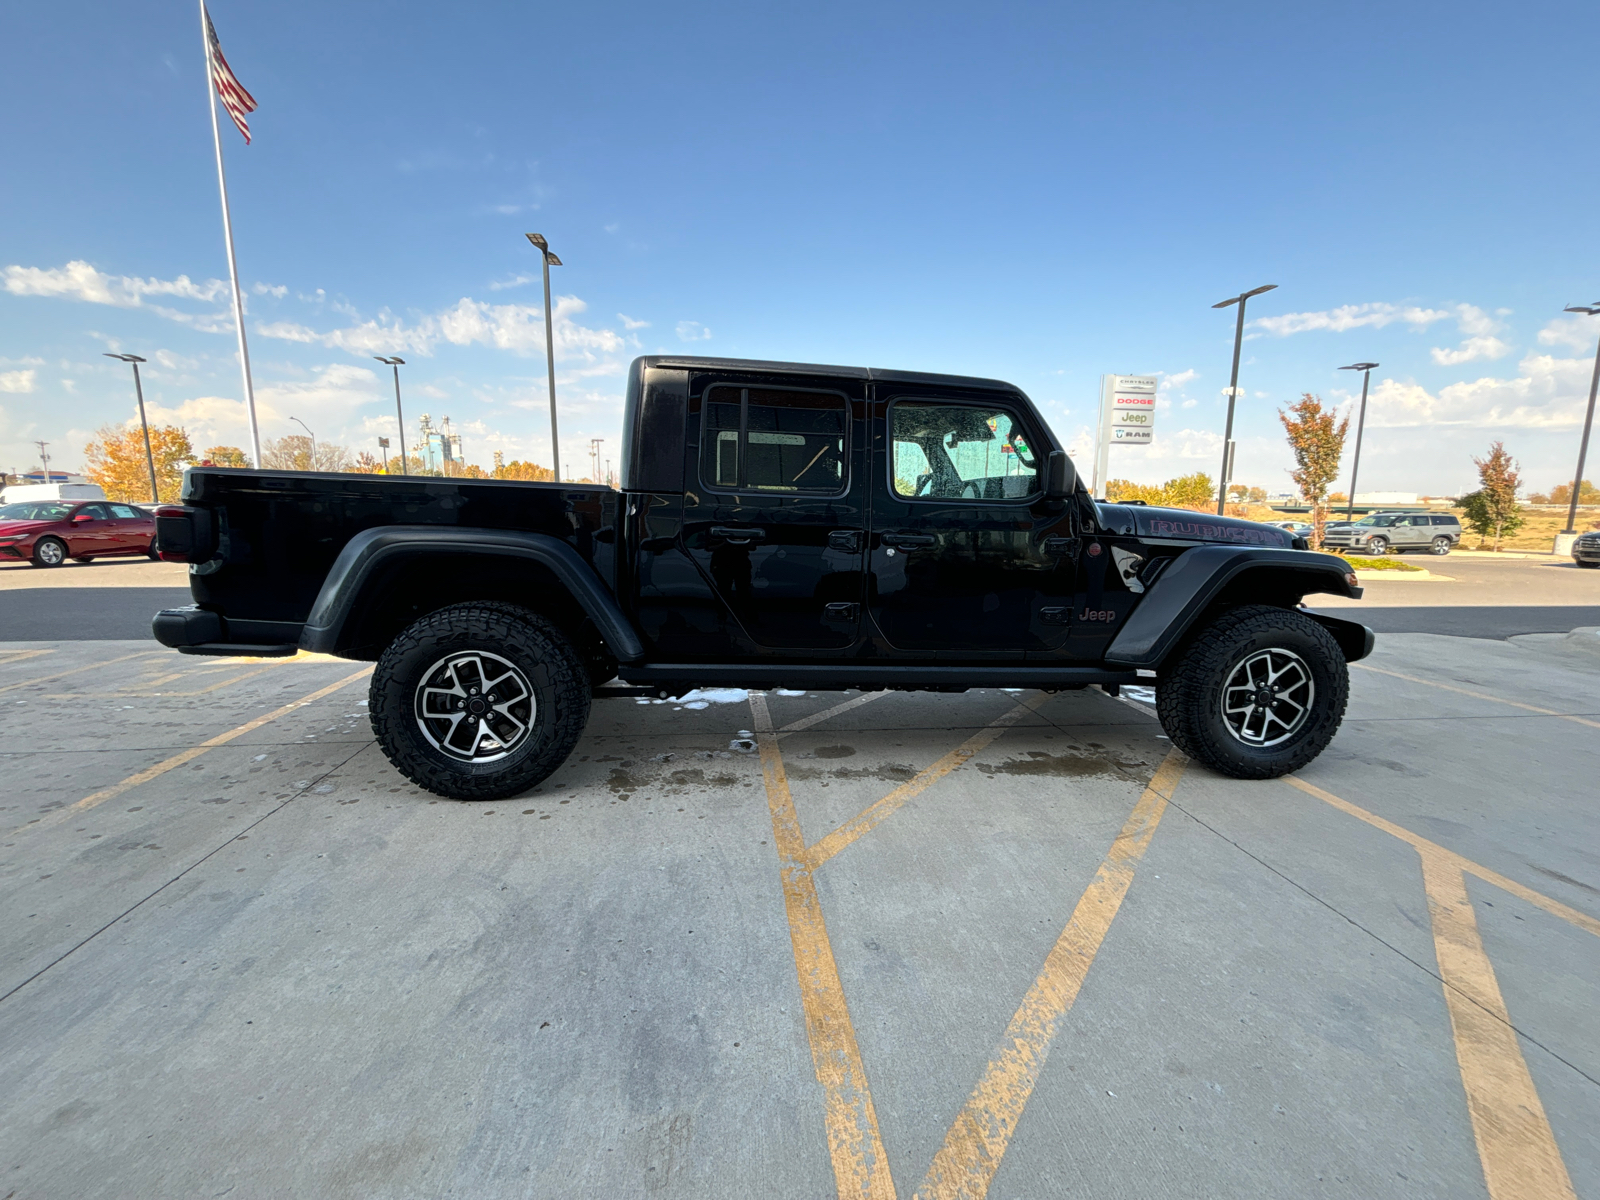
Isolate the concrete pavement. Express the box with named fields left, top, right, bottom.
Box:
left=0, top=630, right=1595, bottom=1198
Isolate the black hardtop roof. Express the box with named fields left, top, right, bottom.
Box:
left=635, top=355, right=1023, bottom=393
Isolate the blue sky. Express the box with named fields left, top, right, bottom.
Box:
left=3, top=0, right=1598, bottom=496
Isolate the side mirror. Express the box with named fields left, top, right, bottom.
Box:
left=1044, top=451, right=1077, bottom=499
left=72, top=512, right=94, bottom=523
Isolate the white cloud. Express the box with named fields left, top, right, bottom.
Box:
left=1428, top=304, right=1510, bottom=365
left=488, top=273, right=537, bottom=291
left=1181, top=398, right=1198, bottom=409
left=1430, top=336, right=1509, bottom=366
left=252, top=282, right=287, bottom=298
left=1364, top=350, right=1596, bottom=429
left=138, top=364, right=385, bottom=451
left=1160, top=368, right=1197, bottom=390
left=618, top=313, right=650, bottom=330
left=0, top=369, right=37, bottom=393
left=1537, top=314, right=1597, bottom=352
left=4, top=260, right=229, bottom=308
left=676, top=320, right=711, bottom=342
left=1250, top=303, right=1452, bottom=337
left=257, top=295, right=625, bottom=363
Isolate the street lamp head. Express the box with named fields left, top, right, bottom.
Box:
left=1212, top=284, right=1277, bottom=310
left=525, top=233, right=548, bottom=251
left=1563, top=305, right=1600, bottom=316
left=103, top=353, right=147, bottom=363
left=545, top=253, right=562, bottom=267
left=1340, top=362, right=1379, bottom=372
left=373, top=356, right=405, bottom=365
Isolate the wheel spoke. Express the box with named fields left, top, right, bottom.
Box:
left=1220, top=646, right=1315, bottom=748
left=413, top=649, right=538, bottom=763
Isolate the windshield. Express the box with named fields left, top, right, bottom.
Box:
left=0, top=502, right=71, bottom=521
left=1353, top=514, right=1397, bottom=527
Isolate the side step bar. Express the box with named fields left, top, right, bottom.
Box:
left=618, top=663, right=1140, bottom=696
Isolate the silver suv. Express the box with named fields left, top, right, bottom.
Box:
left=1321, top=511, right=1461, bottom=555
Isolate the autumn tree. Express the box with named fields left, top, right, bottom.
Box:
left=203, top=445, right=251, bottom=467
left=261, top=435, right=351, bottom=472
left=1278, top=394, right=1349, bottom=547
left=1105, top=478, right=1164, bottom=504
left=1161, top=472, right=1215, bottom=511
left=493, top=459, right=555, bottom=482
left=84, top=423, right=195, bottom=503
left=1532, top=479, right=1598, bottom=506
left=350, top=451, right=384, bottom=474
left=1459, top=441, right=1524, bottom=550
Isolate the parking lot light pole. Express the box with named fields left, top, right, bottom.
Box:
left=373, top=357, right=408, bottom=475
left=1338, top=362, right=1379, bottom=523
left=1560, top=304, right=1600, bottom=535
left=525, top=234, right=563, bottom=482
left=103, top=353, right=159, bottom=502
left=1211, top=284, right=1278, bottom=514
left=290, top=417, right=316, bottom=470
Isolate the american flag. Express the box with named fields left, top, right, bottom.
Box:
left=205, top=6, right=257, bottom=144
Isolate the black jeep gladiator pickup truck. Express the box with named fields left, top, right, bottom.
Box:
left=152, top=355, right=1371, bottom=799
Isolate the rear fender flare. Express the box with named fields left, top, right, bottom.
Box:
left=1104, top=547, right=1365, bottom=669
left=299, top=526, right=645, bottom=662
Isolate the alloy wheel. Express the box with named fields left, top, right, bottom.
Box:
left=1367, top=536, right=1389, bottom=554
left=413, top=650, right=536, bottom=763
left=1431, top=536, right=1451, bottom=555
left=1219, top=647, right=1315, bottom=748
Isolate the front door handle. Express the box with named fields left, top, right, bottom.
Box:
left=880, top=532, right=936, bottom=550
left=710, top=525, right=766, bottom=544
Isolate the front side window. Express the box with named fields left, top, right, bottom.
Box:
left=77, top=504, right=111, bottom=520
left=701, top=386, right=847, bottom=493
left=1354, top=514, right=1396, bottom=527
left=891, top=402, right=1039, bottom=500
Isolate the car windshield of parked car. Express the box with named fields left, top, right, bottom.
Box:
left=1353, top=514, right=1397, bottom=527
left=0, top=502, right=72, bottom=521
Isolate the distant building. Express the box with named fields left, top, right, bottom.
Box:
left=1353, top=491, right=1419, bottom=506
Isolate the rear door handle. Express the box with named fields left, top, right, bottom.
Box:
left=710, top=526, right=766, bottom=544
left=880, top=532, right=936, bottom=550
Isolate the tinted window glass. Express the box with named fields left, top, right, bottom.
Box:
left=110, top=505, right=141, bottom=519
left=892, top=403, right=1038, bottom=500
left=0, top=502, right=71, bottom=520
left=701, top=386, right=847, bottom=493
left=77, top=504, right=110, bottom=519
left=1432, top=515, right=1458, bottom=526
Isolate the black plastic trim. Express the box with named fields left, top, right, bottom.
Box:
left=1104, top=546, right=1361, bottom=668
left=177, top=643, right=299, bottom=658
left=297, top=526, right=647, bottom=662
left=1303, top=612, right=1376, bottom=663
left=619, top=663, right=1138, bottom=690
left=151, top=605, right=221, bottom=648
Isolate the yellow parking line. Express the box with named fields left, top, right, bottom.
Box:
left=806, top=694, right=1051, bottom=869
left=49, top=665, right=278, bottom=699
left=8, top=666, right=373, bottom=838
left=1420, top=853, right=1577, bottom=1200
left=778, top=691, right=889, bottom=736
left=0, top=648, right=52, bottom=666
left=1285, top=777, right=1600, bottom=939
left=750, top=691, right=897, bottom=1200
left=1353, top=663, right=1600, bottom=730
left=0, top=650, right=162, bottom=695
left=914, top=750, right=1185, bottom=1200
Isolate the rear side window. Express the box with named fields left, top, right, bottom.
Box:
left=701, top=386, right=847, bottom=493
left=1432, top=515, right=1459, bottom=526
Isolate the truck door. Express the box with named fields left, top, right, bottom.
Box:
left=681, top=376, right=867, bottom=650
left=867, top=392, right=1076, bottom=654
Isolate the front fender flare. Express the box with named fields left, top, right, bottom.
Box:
left=298, top=526, right=645, bottom=662
left=1104, top=546, right=1361, bottom=669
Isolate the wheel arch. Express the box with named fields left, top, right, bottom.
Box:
left=299, top=526, right=645, bottom=664
left=1105, top=547, right=1367, bottom=670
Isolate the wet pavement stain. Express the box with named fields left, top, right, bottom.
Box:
left=976, top=749, right=1146, bottom=778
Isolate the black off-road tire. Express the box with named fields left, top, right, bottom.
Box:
left=31, top=537, right=66, bottom=568
left=1156, top=605, right=1349, bottom=780
left=370, top=602, right=591, bottom=801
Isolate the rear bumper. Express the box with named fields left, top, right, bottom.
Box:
left=151, top=606, right=300, bottom=657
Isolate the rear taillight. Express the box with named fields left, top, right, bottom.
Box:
left=154, top=505, right=216, bottom=563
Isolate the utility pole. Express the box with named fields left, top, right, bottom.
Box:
left=1211, top=284, right=1278, bottom=514
left=1338, top=363, right=1379, bottom=523
left=35, top=441, right=51, bottom=481
left=525, top=234, right=564, bottom=481
left=589, top=437, right=604, bottom=484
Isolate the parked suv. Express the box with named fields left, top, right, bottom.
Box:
left=0, top=500, right=157, bottom=567
left=1321, top=512, right=1459, bottom=555
left=1573, top=530, right=1600, bottom=568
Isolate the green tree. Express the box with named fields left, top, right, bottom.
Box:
left=84, top=423, right=195, bottom=503
left=1278, top=394, right=1349, bottom=548
left=1161, top=472, right=1215, bottom=511
left=1461, top=442, right=1524, bottom=550
left=1105, top=478, right=1164, bottom=504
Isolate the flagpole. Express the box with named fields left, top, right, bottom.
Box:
left=201, top=0, right=262, bottom=468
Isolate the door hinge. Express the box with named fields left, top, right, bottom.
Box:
left=1043, top=536, right=1080, bottom=560
left=822, top=602, right=861, bottom=625
left=827, top=530, right=863, bottom=553
left=1040, top=606, right=1072, bottom=626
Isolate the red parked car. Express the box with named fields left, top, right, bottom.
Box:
left=0, top=500, right=157, bottom=568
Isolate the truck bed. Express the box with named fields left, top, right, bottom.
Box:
left=174, top=469, right=618, bottom=650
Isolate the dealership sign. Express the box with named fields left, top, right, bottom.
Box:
left=1091, top=374, right=1158, bottom=495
